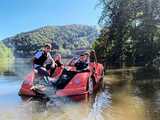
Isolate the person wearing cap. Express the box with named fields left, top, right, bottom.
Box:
left=33, top=43, right=56, bottom=78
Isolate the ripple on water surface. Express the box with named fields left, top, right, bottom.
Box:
left=1, top=73, right=160, bottom=120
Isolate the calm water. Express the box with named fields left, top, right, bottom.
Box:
left=0, top=60, right=160, bottom=120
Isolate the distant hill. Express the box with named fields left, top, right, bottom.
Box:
left=2, top=24, right=99, bottom=57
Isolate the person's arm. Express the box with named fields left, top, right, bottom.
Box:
left=47, top=53, right=56, bottom=67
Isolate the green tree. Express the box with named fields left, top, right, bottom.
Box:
left=0, top=42, right=14, bottom=73
left=94, top=0, right=160, bottom=68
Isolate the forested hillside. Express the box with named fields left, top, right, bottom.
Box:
left=2, top=24, right=99, bottom=57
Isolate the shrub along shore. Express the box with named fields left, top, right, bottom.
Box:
left=0, top=42, right=14, bottom=74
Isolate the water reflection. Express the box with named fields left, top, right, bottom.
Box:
left=133, top=82, right=160, bottom=120
left=106, top=83, right=148, bottom=120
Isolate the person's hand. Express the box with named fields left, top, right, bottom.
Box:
left=51, top=60, right=56, bottom=68
left=51, top=63, right=56, bottom=68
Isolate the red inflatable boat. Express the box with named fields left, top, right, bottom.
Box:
left=19, top=56, right=104, bottom=100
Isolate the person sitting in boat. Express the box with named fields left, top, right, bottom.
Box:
left=50, top=53, right=90, bottom=88
left=32, top=43, right=56, bottom=78
left=54, top=53, right=63, bottom=67
left=75, top=53, right=89, bottom=72
left=90, top=50, right=97, bottom=63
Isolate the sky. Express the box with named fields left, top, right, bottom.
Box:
left=0, top=0, right=101, bottom=40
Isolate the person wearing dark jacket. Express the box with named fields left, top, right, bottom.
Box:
left=75, top=53, right=89, bottom=71
left=33, top=43, right=56, bottom=77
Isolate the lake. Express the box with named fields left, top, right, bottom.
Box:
left=0, top=59, right=160, bottom=120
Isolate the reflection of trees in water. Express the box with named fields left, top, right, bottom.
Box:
left=108, top=69, right=160, bottom=120
left=133, top=82, right=160, bottom=120
left=133, top=83, right=158, bottom=98
left=132, top=67, right=160, bottom=119
left=132, top=67, right=160, bottom=81
left=150, top=90, right=160, bottom=120
left=105, top=76, right=147, bottom=120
